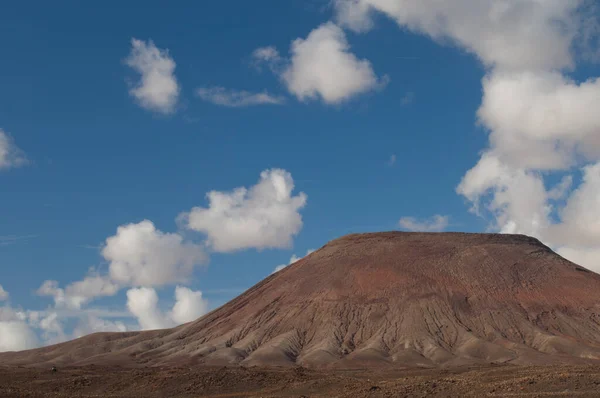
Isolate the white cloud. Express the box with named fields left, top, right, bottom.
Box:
left=547, top=163, right=600, bottom=248
left=398, top=215, right=450, bottom=232
left=254, top=23, right=386, bottom=104
left=0, top=285, right=8, bottom=301
left=281, top=22, right=386, bottom=104
left=479, top=71, right=600, bottom=170
left=65, top=275, right=120, bottom=305
left=182, top=169, right=307, bottom=253
left=2, top=306, right=132, bottom=352
left=170, top=286, right=208, bottom=324
left=72, top=316, right=127, bottom=339
left=272, top=249, right=315, bottom=274
left=336, top=0, right=600, bottom=270
left=125, top=38, right=180, bottom=114
left=127, top=286, right=208, bottom=330
left=548, top=175, right=573, bottom=200
left=456, top=154, right=551, bottom=237
left=19, top=307, right=130, bottom=347
left=103, top=220, right=207, bottom=287
left=37, top=312, right=67, bottom=345
left=126, top=287, right=172, bottom=330
left=564, top=250, right=600, bottom=276
left=252, top=46, right=282, bottom=63
left=334, top=0, right=581, bottom=71
left=0, top=129, right=27, bottom=170
left=1, top=169, right=307, bottom=346
left=557, top=246, right=600, bottom=274
left=0, top=321, right=39, bottom=352
left=0, top=306, right=39, bottom=352
left=251, top=46, right=284, bottom=72
left=32, top=274, right=129, bottom=346
left=196, top=87, right=285, bottom=107
left=37, top=275, right=119, bottom=310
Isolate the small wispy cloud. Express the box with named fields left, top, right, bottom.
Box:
left=388, top=154, right=397, bottom=166
left=196, top=87, right=286, bottom=107
left=0, top=234, right=37, bottom=246
left=401, top=92, right=415, bottom=106
left=251, top=46, right=284, bottom=73
left=398, top=215, right=449, bottom=232
left=78, top=244, right=102, bottom=250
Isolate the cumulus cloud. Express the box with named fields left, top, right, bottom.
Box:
left=254, top=23, right=386, bottom=104
left=37, top=312, right=68, bottom=344
left=0, top=305, right=39, bottom=352
left=182, top=169, right=307, bottom=253
left=4, top=217, right=214, bottom=349
left=557, top=246, right=600, bottom=274
left=37, top=281, right=71, bottom=307
left=4, top=169, right=309, bottom=347
left=37, top=275, right=119, bottom=310
left=127, top=286, right=208, bottom=330
left=282, top=22, right=386, bottom=103
left=0, top=285, right=8, bottom=301
left=125, top=38, right=180, bottom=114
left=334, top=0, right=581, bottom=71
left=65, top=275, right=120, bottom=304
left=126, top=287, right=170, bottom=330
left=398, top=215, right=450, bottom=232
left=72, top=316, right=127, bottom=339
left=479, top=72, right=600, bottom=170
left=547, top=163, right=600, bottom=248
left=548, top=176, right=574, bottom=200
left=170, top=286, right=209, bottom=324
left=0, top=129, right=27, bottom=170
left=456, top=154, right=552, bottom=236
left=333, top=0, right=600, bottom=271
left=272, top=249, right=315, bottom=274
left=104, top=220, right=207, bottom=287
left=0, top=321, right=39, bottom=352
left=196, top=87, right=285, bottom=107
left=0, top=285, right=134, bottom=352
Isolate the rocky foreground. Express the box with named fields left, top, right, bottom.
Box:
left=2, top=364, right=600, bottom=397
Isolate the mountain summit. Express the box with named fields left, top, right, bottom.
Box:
left=4, top=232, right=600, bottom=368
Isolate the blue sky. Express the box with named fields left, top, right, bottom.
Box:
left=1, top=0, right=599, bottom=351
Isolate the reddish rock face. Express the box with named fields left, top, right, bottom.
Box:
left=3, top=232, right=600, bottom=368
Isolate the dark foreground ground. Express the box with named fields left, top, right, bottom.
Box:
left=2, top=365, right=600, bottom=397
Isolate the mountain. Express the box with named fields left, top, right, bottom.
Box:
left=3, top=232, right=600, bottom=368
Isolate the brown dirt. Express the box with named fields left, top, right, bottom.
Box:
left=2, top=232, right=600, bottom=379
left=2, top=364, right=600, bottom=397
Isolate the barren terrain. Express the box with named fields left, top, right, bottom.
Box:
left=2, top=364, right=600, bottom=397
left=2, top=232, right=600, bottom=396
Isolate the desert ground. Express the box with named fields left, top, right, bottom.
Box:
left=2, top=364, right=600, bottom=397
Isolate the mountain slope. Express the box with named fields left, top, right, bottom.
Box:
left=3, top=232, right=600, bottom=368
